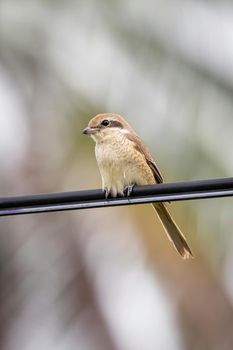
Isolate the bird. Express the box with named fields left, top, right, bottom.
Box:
left=83, top=113, right=193, bottom=259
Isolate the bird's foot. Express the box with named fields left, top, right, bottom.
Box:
left=103, top=188, right=111, bottom=199
left=124, top=184, right=135, bottom=197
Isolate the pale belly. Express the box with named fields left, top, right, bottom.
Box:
left=95, top=143, right=153, bottom=197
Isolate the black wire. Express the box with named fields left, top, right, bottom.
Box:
left=0, top=177, right=233, bottom=216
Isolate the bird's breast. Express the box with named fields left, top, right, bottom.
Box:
left=95, top=139, right=127, bottom=168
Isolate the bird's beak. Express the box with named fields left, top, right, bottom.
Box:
left=82, top=127, right=98, bottom=135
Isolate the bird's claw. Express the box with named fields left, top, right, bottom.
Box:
left=104, top=188, right=110, bottom=199
left=124, top=184, right=135, bottom=197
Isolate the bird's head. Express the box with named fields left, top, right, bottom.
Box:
left=82, top=113, right=133, bottom=143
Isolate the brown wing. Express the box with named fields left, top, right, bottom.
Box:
left=126, top=133, right=164, bottom=184
left=146, top=159, right=163, bottom=184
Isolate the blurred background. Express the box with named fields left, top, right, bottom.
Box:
left=0, top=0, right=233, bottom=349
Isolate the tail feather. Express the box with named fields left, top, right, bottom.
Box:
left=152, top=203, right=193, bottom=259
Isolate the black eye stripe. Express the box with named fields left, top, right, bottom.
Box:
left=100, top=120, right=124, bottom=128
left=109, top=120, right=123, bottom=128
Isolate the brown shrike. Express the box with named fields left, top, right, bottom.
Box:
left=83, top=113, right=193, bottom=259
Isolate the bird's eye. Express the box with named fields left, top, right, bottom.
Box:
left=101, top=120, right=110, bottom=127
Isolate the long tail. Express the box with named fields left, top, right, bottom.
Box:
left=152, top=203, right=193, bottom=259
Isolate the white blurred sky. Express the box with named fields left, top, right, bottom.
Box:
left=0, top=69, right=28, bottom=170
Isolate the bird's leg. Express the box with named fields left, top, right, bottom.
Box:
left=124, top=184, right=135, bottom=197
